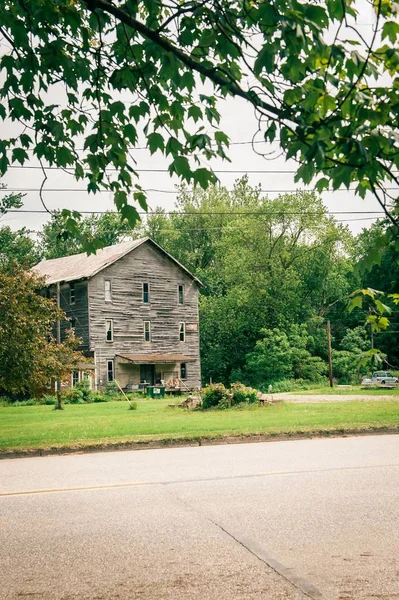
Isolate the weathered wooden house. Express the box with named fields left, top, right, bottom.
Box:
left=33, top=238, right=202, bottom=391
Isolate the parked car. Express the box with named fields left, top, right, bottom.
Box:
left=361, top=371, right=398, bottom=386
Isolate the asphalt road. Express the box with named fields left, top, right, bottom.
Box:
left=1, top=435, right=398, bottom=600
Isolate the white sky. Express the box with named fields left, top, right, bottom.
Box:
left=0, top=1, right=389, bottom=238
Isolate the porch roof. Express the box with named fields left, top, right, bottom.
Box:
left=116, top=353, right=194, bottom=364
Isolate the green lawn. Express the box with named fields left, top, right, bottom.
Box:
left=0, top=399, right=398, bottom=452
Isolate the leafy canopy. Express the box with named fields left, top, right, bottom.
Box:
left=0, top=0, right=398, bottom=249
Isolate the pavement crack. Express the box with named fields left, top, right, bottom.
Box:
left=162, top=484, right=325, bottom=600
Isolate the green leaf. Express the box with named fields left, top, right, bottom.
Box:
left=188, top=106, right=202, bottom=122
left=169, top=156, right=191, bottom=181
left=193, top=168, right=217, bottom=189
left=134, top=191, right=148, bottom=211
left=294, top=162, right=315, bottom=185
left=264, top=121, right=277, bottom=142
left=254, top=44, right=274, bottom=75
left=382, top=21, right=399, bottom=44
left=56, top=146, right=74, bottom=168
left=114, top=190, right=127, bottom=209
left=12, top=148, right=29, bottom=165
left=120, top=204, right=140, bottom=226
left=375, top=299, right=392, bottom=315
left=147, top=132, right=164, bottom=154
left=315, top=177, right=329, bottom=192
left=348, top=296, right=363, bottom=313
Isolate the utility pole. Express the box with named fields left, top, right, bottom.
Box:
left=327, top=320, right=333, bottom=388
left=55, top=282, right=62, bottom=410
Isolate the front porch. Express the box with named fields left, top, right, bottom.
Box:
left=115, top=353, right=194, bottom=394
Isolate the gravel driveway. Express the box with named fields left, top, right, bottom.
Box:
left=272, top=392, right=399, bottom=403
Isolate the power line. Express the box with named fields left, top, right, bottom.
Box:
left=23, top=217, right=379, bottom=236
left=18, top=139, right=280, bottom=153
left=2, top=187, right=397, bottom=194
left=5, top=209, right=383, bottom=220
left=7, top=165, right=297, bottom=174
left=5, top=165, right=399, bottom=175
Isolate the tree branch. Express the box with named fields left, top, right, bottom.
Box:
left=85, top=0, right=289, bottom=122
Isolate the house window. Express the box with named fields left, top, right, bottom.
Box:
left=70, top=317, right=76, bottom=330
left=70, top=283, right=76, bottom=305
left=144, top=321, right=151, bottom=342
left=178, top=284, right=184, bottom=304
left=179, top=322, right=185, bottom=342
left=107, top=360, right=114, bottom=382
left=106, top=319, right=113, bottom=342
left=72, top=371, right=79, bottom=387
left=180, top=363, right=187, bottom=380
left=143, top=282, right=149, bottom=303
left=105, top=279, right=112, bottom=302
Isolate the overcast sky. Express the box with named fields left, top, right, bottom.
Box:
left=0, top=1, right=388, bottom=238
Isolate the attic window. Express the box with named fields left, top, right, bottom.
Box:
left=70, top=283, right=76, bottom=305
left=105, top=279, right=112, bottom=302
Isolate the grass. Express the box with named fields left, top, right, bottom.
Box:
left=292, top=385, right=399, bottom=396
left=0, top=398, right=398, bottom=453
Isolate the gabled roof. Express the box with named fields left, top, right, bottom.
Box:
left=32, top=237, right=203, bottom=286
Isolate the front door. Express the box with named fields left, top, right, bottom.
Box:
left=140, top=364, right=155, bottom=385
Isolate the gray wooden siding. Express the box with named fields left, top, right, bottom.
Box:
left=57, top=281, right=90, bottom=351
left=88, top=241, right=201, bottom=389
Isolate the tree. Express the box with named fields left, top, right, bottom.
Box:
left=38, top=210, right=141, bottom=259
left=145, top=181, right=354, bottom=383
left=245, top=325, right=327, bottom=387
left=0, top=184, right=23, bottom=216
left=0, top=262, right=84, bottom=398
left=0, top=1, right=398, bottom=248
left=0, top=226, right=41, bottom=267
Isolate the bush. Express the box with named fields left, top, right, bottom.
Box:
left=74, top=379, right=92, bottom=402
left=63, top=389, right=84, bottom=404
left=42, top=394, right=57, bottom=405
left=91, top=393, right=109, bottom=403
left=266, top=380, right=293, bottom=393
left=105, top=381, right=120, bottom=397
left=201, top=383, right=228, bottom=409
left=3, top=398, right=37, bottom=407
left=128, top=401, right=138, bottom=410
left=230, top=382, right=258, bottom=405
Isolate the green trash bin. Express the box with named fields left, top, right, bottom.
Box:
left=148, top=385, right=165, bottom=399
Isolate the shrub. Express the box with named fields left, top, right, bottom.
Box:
left=91, top=393, right=109, bottom=403
left=262, top=380, right=293, bottom=393
left=3, top=398, right=37, bottom=407
left=74, top=379, right=92, bottom=402
left=63, top=389, right=84, bottom=404
left=128, top=401, right=138, bottom=410
left=42, top=394, right=57, bottom=405
left=105, top=381, right=120, bottom=397
left=201, top=383, right=228, bottom=409
left=230, top=382, right=258, bottom=405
